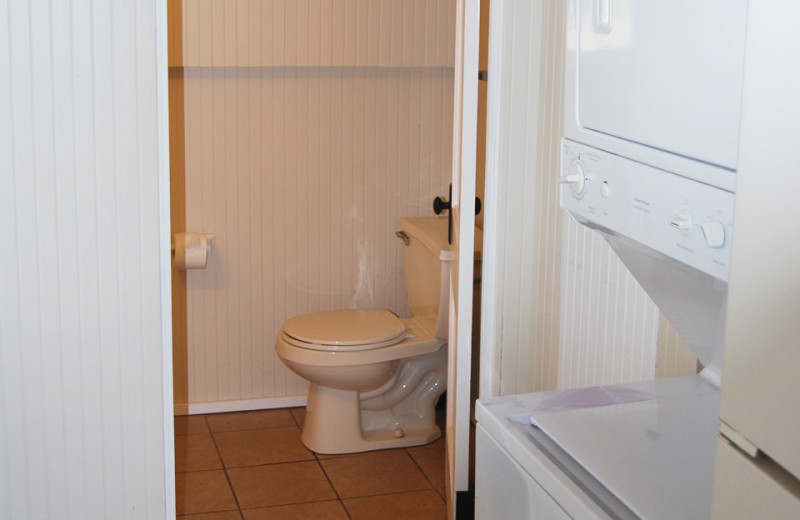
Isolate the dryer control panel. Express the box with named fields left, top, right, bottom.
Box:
left=560, top=139, right=735, bottom=282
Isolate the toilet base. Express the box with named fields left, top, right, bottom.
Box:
left=301, top=383, right=442, bottom=454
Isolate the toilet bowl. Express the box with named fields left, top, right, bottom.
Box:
left=275, top=216, right=462, bottom=454
left=276, top=309, right=447, bottom=453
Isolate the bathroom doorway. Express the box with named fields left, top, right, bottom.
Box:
left=167, top=0, right=458, bottom=432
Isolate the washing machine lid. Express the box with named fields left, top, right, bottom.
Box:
left=282, top=309, right=407, bottom=351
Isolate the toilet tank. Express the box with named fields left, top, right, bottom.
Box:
left=399, top=216, right=482, bottom=340
left=399, top=217, right=453, bottom=339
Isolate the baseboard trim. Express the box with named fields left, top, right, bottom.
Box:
left=174, top=395, right=308, bottom=416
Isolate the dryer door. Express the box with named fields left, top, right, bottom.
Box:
left=570, top=0, right=747, bottom=171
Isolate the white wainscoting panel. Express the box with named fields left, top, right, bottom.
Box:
left=481, top=0, right=565, bottom=397
left=558, top=218, right=661, bottom=389
left=1, top=1, right=170, bottom=518
left=181, top=69, right=454, bottom=404
left=656, top=314, right=698, bottom=378
left=527, top=0, right=566, bottom=394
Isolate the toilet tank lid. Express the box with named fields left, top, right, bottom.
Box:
left=399, top=216, right=483, bottom=261
left=283, top=309, right=406, bottom=346
left=400, top=217, right=453, bottom=261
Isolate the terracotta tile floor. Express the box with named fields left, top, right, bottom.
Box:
left=175, top=408, right=446, bottom=520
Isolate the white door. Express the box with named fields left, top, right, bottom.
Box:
left=0, top=0, right=174, bottom=517
left=446, top=0, right=481, bottom=517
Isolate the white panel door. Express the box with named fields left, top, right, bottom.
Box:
left=0, top=0, right=173, bottom=518
left=446, top=0, right=480, bottom=517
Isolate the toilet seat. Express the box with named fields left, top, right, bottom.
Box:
left=282, top=309, right=407, bottom=352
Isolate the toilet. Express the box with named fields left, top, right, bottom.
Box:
left=275, top=216, right=469, bottom=454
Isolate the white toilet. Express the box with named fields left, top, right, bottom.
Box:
left=275, top=216, right=462, bottom=454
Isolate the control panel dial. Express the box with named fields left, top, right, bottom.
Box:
left=560, top=160, right=587, bottom=197
left=561, top=139, right=734, bottom=282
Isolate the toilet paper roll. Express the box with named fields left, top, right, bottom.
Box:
left=173, top=232, right=213, bottom=270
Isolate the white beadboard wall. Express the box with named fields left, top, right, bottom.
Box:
left=179, top=1, right=455, bottom=407
left=1, top=1, right=171, bottom=519
left=558, top=219, right=661, bottom=389
left=657, top=314, right=698, bottom=378
left=181, top=0, right=456, bottom=68
left=527, top=0, right=566, bottom=393
left=481, top=0, right=565, bottom=397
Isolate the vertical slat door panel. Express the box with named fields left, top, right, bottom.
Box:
left=1, top=0, right=169, bottom=517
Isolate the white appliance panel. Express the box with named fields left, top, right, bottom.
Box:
left=475, top=426, right=573, bottom=520
left=531, top=387, right=720, bottom=519
left=577, top=0, right=747, bottom=169
left=476, top=394, right=624, bottom=520
left=564, top=0, right=748, bottom=191
left=476, top=377, right=722, bottom=520
left=561, top=140, right=735, bottom=281
left=560, top=141, right=733, bottom=376
left=712, top=437, right=800, bottom=519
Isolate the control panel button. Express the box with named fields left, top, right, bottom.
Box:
left=561, top=139, right=734, bottom=282
left=701, top=221, right=726, bottom=248
left=560, top=160, right=586, bottom=197
left=668, top=211, right=693, bottom=235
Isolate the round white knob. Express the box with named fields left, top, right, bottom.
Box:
left=559, top=160, right=586, bottom=197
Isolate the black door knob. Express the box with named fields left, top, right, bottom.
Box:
left=433, top=196, right=451, bottom=215
left=434, top=195, right=482, bottom=216
left=433, top=187, right=483, bottom=245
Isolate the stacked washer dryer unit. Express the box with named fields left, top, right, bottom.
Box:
left=476, top=1, right=751, bottom=519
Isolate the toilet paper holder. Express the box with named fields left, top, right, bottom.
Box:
left=171, top=233, right=215, bottom=255
left=172, top=232, right=215, bottom=270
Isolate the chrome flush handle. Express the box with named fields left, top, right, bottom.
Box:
left=395, top=230, right=410, bottom=246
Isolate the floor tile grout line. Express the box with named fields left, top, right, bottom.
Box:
left=206, top=409, right=298, bottom=435
left=205, top=413, right=247, bottom=515
left=288, top=406, right=304, bottom=429
left=209, top=408, right=350, bottom=518
left=238, top=497, right=355, bottom=519
left=173, top=413, right=213, bottom=436
left=177, top=408, right=444, bottom=517
left=315, top=455, right=355, bottom=520
left=405, top=446, right=447, bottom=501
left=241, top=496, right=348, bottom=508
left=174, top=413, right=242, bottom=518
left=287, top=406, right=353, bottom=518
left=403, top=447, right=442, bottom=496
left=174, top=467, right=228, bottom=475
left=336, top=486, right=443, bottom=501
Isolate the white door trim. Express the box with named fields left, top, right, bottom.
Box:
left=478, top=0, right=508, bottom=400
left=447, top=0, right=481, bottom=516
left=156, top=0, right=176, bottom=516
